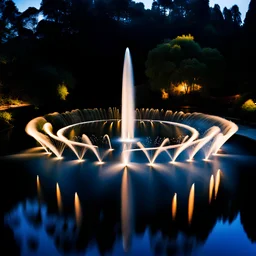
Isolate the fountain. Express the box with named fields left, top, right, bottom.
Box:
left=25, top=48, right=238, bottom=165
left=4, top=48, right=256, bottom=256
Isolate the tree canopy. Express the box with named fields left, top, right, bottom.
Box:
left=0, top=0, right=255, bottom=109
left=145, top=34, right=224, bottom=95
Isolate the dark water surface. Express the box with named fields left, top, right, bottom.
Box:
left=2, top=130, right=256, bottom=256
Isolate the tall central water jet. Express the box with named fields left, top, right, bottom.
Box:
left=121, top=48, right=135, bottom=165
left=121, top=48, right=135, bottom=142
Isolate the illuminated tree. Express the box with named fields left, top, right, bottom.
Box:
left=241, top=99, right=256, bottom=112
left=145, top=34, right=224, bottom=95
left=0, top=111, right=12, bottom=124
left=57, top=82, right=69, bottom=100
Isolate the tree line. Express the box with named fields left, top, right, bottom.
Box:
left=0, top=0, right=255, bottom=109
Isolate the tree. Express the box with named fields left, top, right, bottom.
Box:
left=170, top=0, right=189, bottom=21
left=243, top=0, right=256, bottom=31
left=104, top=0, right=132, bottom=20
left=0, top=0, right=19, bottom=42
left=19, top=7, right=39, bottom=32
left=230, top=5, right=242, bottom=27
left=242, top=0, right=256, bottom=94
left=145, top=34, right=225, bottom=95
left=223, top=7, right=232, bottom=24
left=188, top=0, right=210, bottom=25
left=157, top=0, right=173, bottom=15
left=210, top=4, right=223, bottom=23
left=40, top=0, right=70, bottom=23
left=129, top=2, right=145, bottom=19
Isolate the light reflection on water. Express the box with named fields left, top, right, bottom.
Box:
left=3, top=143, right=256, bottom=256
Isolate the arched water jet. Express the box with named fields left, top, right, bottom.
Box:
left=188, top=126, right=221, bottom=161
left=81, top=134, right=102, bottom=162
left=172, top=130, right=199, bottom=162
left=213, top=124, right=238, bottom=154
left=57, top=120, right=104, bottom=162
left=151, top=138, right=170, bottom=164
left=137, top=141, right=152, bottom=164
left=181, top=135, right=189, bottom=143
left=43, top=123, right=66, bottom=156
left=103, top=134, right=113, bottom=150
left=205, top=133, right=224, bottom=160
left=25, top=117, right=62, bottom=158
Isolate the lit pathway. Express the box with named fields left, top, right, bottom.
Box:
left=0, top=103, right=31, bottom=111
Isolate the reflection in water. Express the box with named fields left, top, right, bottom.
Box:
left=36, top=175, right=42, bottom=203
left=209, top=175, right=214, bottom=203
left=56, top=183, right=62, bottom=214
left=121, top=167, right=133, bottom=252
left=74, top=192, right=82, bottom=227
left=188, top=183, right=195, bottom=225
left=172, top=193, right=177, bottom=220
left=215, top=169, right=221, bottom=199
left=3, top=148, right=256, bottom=255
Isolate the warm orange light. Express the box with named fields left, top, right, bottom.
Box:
left=74, top=192, right=82, bottom=227
left=69, top=129, right=75, bottom=140
left=56, top=183, right=62, bottom=213
left=209, top=175, right=214, bottom=203
left=36, top=175, right=42, bottom=201
left=121, top=167, right=132, bottom=252
left=161, top=89, right=169, bottom=99
left=188, top=183, right=195, bottom=225
left=172, top=193, right=177, bottom=220
left=215, top=169, right=221, bottom=199
left=170, top=82, right=202, bottom=95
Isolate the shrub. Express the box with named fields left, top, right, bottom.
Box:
left=241, top=99, right=256, bottom=112
left=57, top=83, right=69, bottom=100
left=0, top=111, right=12, bottom=123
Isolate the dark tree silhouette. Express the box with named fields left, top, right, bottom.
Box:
left=0, top=0, right=254, bottom=112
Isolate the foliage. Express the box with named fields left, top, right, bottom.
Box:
left=21, top=65, right=75, bottom=105
left=0, top=97, right=23, bottom=106
left=241, top=99, right=256, bottom=112
left=176, top=34, right=194, bottom=40
left=0, top=111, right=12, bottom=124
left=57, top=83, right=69, bottom=100
left=145, top=34, right=224, bottom=94
left=0, top=0, right=254, bottom=108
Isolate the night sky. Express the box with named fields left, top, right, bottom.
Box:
left=13, top=0, right=250, bottom=21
